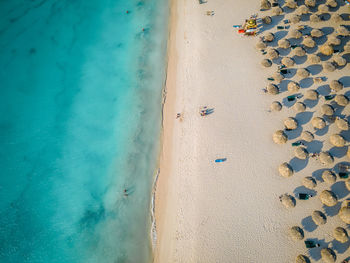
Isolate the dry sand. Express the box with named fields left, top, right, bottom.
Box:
left=154, top=0, right=350, bottom=262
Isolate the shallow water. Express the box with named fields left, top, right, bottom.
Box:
left=0, top=0, right=169, bottom=262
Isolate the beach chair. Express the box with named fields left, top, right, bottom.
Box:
left=339, top=172, right=349, bottom=179
left=298, top=193, right=311, bottom=200
left=304, top=240, right=319, bottom=248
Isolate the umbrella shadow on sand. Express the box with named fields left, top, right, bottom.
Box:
left=306, top=140, right=324, bottom=155
left=329, top=146, right=347, bottom=159
left=315, top=125, right=329, bottom=136
left=290, top=157, right=309, bottom=172
left=312, top=168, right=328, bottom=182
left=300, top=77, right=314, bottom=89
left=331, top=181, right=349, bottom=199
left=308, top=239, right=328, bottom=261
left=331, top=239, right=350, bottom=255
left=285, top=126, right=303, bottom=140
left=296, top=111, right=314, bottom=125
left=293, top=185, right=316, bottom=199
left=301, top=216, right=318, bottom=232
left=258, top=16, right=285, bottom=34
left=323, top=202, right=342, bottom=217
left=339, top=76, right=350, bottom=88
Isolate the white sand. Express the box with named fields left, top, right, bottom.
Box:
left=155, top=0, right=350, bottom=262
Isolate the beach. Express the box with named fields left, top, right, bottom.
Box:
left=155, top=0, right=350, bottom=262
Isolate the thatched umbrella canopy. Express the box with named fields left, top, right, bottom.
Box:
left=330, top=80, right=343, bottom=92
left=321, top=104, right=334, bottom=116
left=319, top=190, right=337, bottom=206
left=293, top=47, right=306, bottom=57
left=339, top=202, right=350, bottom=224
left=321, top=248, right=336, bottom=263
left=289, top=29, right=302, bottom=39
left=312, top=210, right=327, bottom=225
left=322, top=170, right=336, bottom=185
left=330, top=134, right=346, bottom=147
left=290, top=14, right=301, bottom=24
left=278, top=39, right=291, bottom=49
left=335, top=117, right=348, bottom=131
left=293, top=102, right=306, bottom=113
left=263, top=32, right=275, bottom=42
left=345, top=179, right=350, bottom=191
left=301, top=131, right=314, bottom=142
left=326, top=0, right=337, bottom=7
left=295, top=147, right=309, bottom=160
left=279, top=162, right=293, bottom=177
left=331, top=13, right=343, bottom=23
left=296, top=255, right=310, bottom=263
left=305, top=90, right=319, bottom=100
left=318, top=4, right=329, bottom=14
left=333, top=227, right=349, bottom=243
left=302, top=36, right=316, bottom=48
left=305, top=0, right=316, bottom=7
left=327, top=35, right=341, bottom=46
left=273, top=130, right=288, bottom=144
left=323, top=62, right=336, bottom=72
left=261, top=59, right=272, bottom=67
left=270, top=101, right=282, bottom=111
left=287, top=81, right=300, bottom=92
left=280, top=194, right=296, bottom=208
left=310, top=14, right=321, bottom=23
left=307, top=54, right=321, bottom=64
left=319, top=152, right=334, bottom=166
left=289, top=226, right=304, bottom=241
left=267, top=48, right=279, bottom=60
left=261, top=0, right=272, bottom=9
left=333, top=55, right=347, bottom=67
left=312, top=117, right=326, bottom=129
left=320, top=44, right=334, bottom=56
left=284, top=117, right=298, bottom=130
left=302, top=176, right=316, bottom=189
left=345, top=43, right=350, bottom=53
left=296, top=5, right=309, bottom=15
left=266, top=83, right=279, bottom=95
left=284, top=0, right=297, bottom=8
left=311, top=28, right=324, bottom=38
left=297, top=68, right=310, bottom=78
left=262, top=16, right=272, bottom=24
left=281, top=57, right=295, bottom=67
left=256, top=41, right=267, bottom=50
left=273, top=72, right=284, bottom=83
left=336, top=26, right=350, bottom=37
left=272, top=6, right=283, bottom=16
left=335, top=94, right=349, bottom=106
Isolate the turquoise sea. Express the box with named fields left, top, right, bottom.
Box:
left=0, top=0, right=169, bottom=262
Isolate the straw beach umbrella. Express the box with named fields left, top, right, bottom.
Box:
left=339, top=201, right=350, bottom=224
left=293, top=47, right=306, bottom=57
left=335, top=94, right=349, bottom=106
left=335, top=117, right=348, bottom=131
left=305, top=0, right=316, bottom=7
left=319, top=152, right=334, bottom=166
left=319, top=190, right=337, bottom=206
left=333, top=227, right=349, bottom=243
left=284, top=0, right=297, bottom=9
left=297, top=68, right=309, bottom=78
left=296, top=5, right=309, bottom=15
left=280, top=194, right=296, bottom=208
left=261, top=59, right=272, bottom=67
left=278, top=39, right=291, bottom=49
left=311, top=28, right=323, bottom=38
left=289, top=226, right=304, bottom=241
left=290, top=14, right=301, bottom=24
left=307, top=54, right=321, bottom=64
left=284, top=117, right=298, bottom=130
left=327, top=35, right=341, bottom=46
left=326, top=0, right=337, bottom=8
left=281, top=57, right=295, bottom=67
left=331, top=13, right=343, bottom=23
left=318, top=4, right=329, bottom=14
left=273, top=72, right=284, bottom=83
left=287, top=81, right=300, bottom=92
left=262, top=16, right=272, bottom=24
left=322, top=170, right=336, bottom=185
left=263, top=32, right=275, bottom=42
left=336, top=26, right=350, bottom=37
left=312, top=210, right=327, bottom=225
left=261, top=0, right=272, bottom=10
left=293, top=102, right=306, bottom=113
left=272, top=6, right=283, bottom=16
left=273, top=130, right=288, bottom=144
left=256, top=41, right=267, bottom=50
left=266, top=83, right=279, bottom=95
left=296, top=255, right=310, bottom=263
left=267, top=48, right=279, bottom=60
left=270, top=101, right=282, bottom=111
left=321, top=248, right=336, bottom=263
left=330, top=134, right=346, bottom=147
left=330, top=80, right=343, bottom=92
left=310, top=14, right=321, bottom=23
left=302, top=176, right=316, bottom=189
left=301, top=131, right=314, bottom=142
left=312, top=117, right=326, bottom=129
left=323, top=62, right=336, bottom=72
left=321, top=104, right=334, bottom=116
left=289, top=29, right=302, bottom=39
left=320, top=44, right=334, bottom=56
left=302, top=36, right=316, bottom=48
left=295, top=147, right=309, bottom=160
left=333, top=55, right=347, bottom=67
left=279, top=162, right=293, bottom=177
